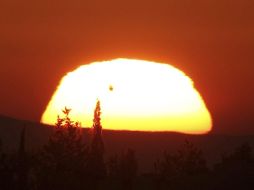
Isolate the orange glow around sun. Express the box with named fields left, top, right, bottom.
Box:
left=41, top=58, right=212, bottom=134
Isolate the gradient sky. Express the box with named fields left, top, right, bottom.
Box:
left=0, top=0, right=253, bottom=134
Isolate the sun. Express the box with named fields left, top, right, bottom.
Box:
left=41, top=58, right=212, bottom=134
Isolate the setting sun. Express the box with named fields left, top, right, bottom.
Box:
left=41, top=58, right=212, bottom=134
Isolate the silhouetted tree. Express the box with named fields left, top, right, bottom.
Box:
left=176, top=140, right=208, bottom=176
left=0, top=139, right=8, bottom=189
left=0, top=139, right=16, bottom=190
left=0, top=139, right=4, bottom=170
left=213, top=142, right=254, bottom=189
left=35, top=107, right=88, bottom=190
left=119, top=149, right=138, bottom=190
left=108, top=149, right=138, bottom=190
left=154, top=140, right=208, bottom=189
left=87, top=99, right=106, bottom=181
left=16, top=126, right=29, bottom=190
left=108, top=154, right=119, bottom=179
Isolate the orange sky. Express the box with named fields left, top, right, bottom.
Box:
left=0, top=0, right=254, bottom=134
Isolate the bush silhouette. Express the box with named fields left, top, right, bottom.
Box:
left=213, top=142, right=254, bottom=189
left=35, top=107, right=88, bottom=190
left=154, top=140, right=208, bottom=189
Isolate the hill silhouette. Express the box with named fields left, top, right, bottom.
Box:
left=0, top=114, right=254, bottom=173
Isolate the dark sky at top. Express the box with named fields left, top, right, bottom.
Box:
left=0, top=0, right=253, bottom=134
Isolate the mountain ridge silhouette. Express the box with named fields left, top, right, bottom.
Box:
left=0, top=114, right=253, bottom=173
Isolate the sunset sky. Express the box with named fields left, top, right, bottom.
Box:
left=0, top=0, right=253, bottom=134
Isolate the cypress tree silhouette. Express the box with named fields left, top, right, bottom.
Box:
left=87, top=99, right=106, bottom=181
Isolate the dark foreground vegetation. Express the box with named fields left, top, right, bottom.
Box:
left=1, top=101, right=254, bottom=190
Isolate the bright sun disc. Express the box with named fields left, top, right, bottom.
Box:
left=41, top=58, right=212, bottom=134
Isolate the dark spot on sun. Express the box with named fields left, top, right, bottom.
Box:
left=109, top=85, right=114, bottom=91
